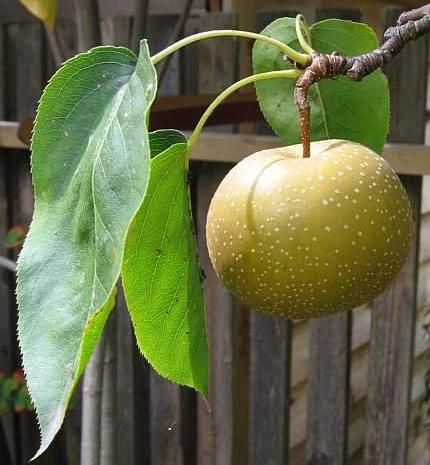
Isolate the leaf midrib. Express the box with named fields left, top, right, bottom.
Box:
left=89, top=85, right=128, bottom=313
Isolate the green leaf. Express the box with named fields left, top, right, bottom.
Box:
left=148, top=129, right=187, bottom=158
left=253, top=18, right=389, bottom=154
left=122, top=130, right=208, bottom=396
left=17, top=40, right=157, bottom=456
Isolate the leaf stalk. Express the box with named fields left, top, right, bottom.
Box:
left=187, top=69, right=302, bottom=154
left=151, top=30, right=310, bottom=66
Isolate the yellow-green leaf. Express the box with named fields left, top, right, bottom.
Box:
left=19, top=0, right=57, bottom=28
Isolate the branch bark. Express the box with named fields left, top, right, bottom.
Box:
left=294, top=5, right=430, bottom=157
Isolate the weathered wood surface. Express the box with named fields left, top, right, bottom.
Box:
left=3, top=123, right=430, bottom=176
left=196, top=163, right=237, bottom=465
left=185, top=12, right=241, bottom=465
left=148, top=15, right=181, bottom=96
left=420, top=214, right=430, bottom=263
left=0, top=26, right=4, bottom=120
left=249, top=313, right=291, bottom=465
left=6, top=20, right=68, bottom=465
left=3, top=0, right=426, bottom=25
left=364, top=8, right=428, bottom=465
left=422, top=179, right=430, bottom=214
left=115, top=287, right=150, bottom=465
left=0, top=4, right=429, bottom=465
left=306, top=314, right=351, bottom=465
left=289, top=299, right=430, bottom=461
left=0, top=21, right=15, bottom=465
left=247, top=11, right=297, bottom=465
left=305, top=10, right=357, bottom=464
left=148, top=13, right=188, bottom=465
left=0, top=0, right=206, bottom=23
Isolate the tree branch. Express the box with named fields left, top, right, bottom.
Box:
left=294, top=4, right=430, bottom=158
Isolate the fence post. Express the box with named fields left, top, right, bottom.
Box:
left=184, top=12, right=242, bottom=465
left=247, top=10, right=301, bottom=465
left=195, top=162, right=237, bottom=465
left=364, top=8, right=428, bottom=465
left=304, top=8, right=363, bottom=465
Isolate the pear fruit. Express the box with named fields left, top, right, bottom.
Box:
left=206, top=140, right=412, bottom=319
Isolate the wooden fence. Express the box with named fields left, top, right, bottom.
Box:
left=0, top=4, right=430, bottom=465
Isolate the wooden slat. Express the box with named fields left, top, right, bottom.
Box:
left=0, top=176, right=15, bottom=465
left=192, top=137, right=430, bottom=176
left=247, top=10, right=297, bottom=465
left=185, top=12, right=240, bottom=465
left=0, top=25, right=4, bottom=120
left=249, top=313, right=291, bottom=465
left=115, top=287, right=150, bottom=465
left=289, top=298, right=430, bottom=463
left=418, top=260, right=430, bottom=312
left=101, top=16, right=132, bottom=46
left=195, top=162, right=237, bottom=465
left=422, top=178, right=430, bottom=214
left=150, top=375, right=184, bottom=465
left=0, top=122, right=27, bottom=148
left=101, top=19, right=151, bottom=465
left=0, top=20, right=16, bottom=465
left=206, top=12, right=251, bottom=463
left=3, top=0, right=424, bottom=25
left=315, top=7, right=361, bottom=21
left=148, top=14, right=181, bottom=96
left=63, top=386, right=82, bottom=465
left=305, top=9, right=360, bottom=464
left=184, top=12, right=239, bottom=133
left=0, top=0, right=205, bottom=24
left=383, top=145, right=430, bottom=176
left=291, top=333, right=430, bottom=464
left=419, top=214, right=430, bottom=263
left=5, top=22, right=34, bottom=465
left=306, top=314, right=351, bottom=465
left=8, top=20, right=68, bottom=465
left=364, top=8, right=428, bottom=465
left=145, top=13, right=186, bottom=465
left=4, top=123, right=430, bottom=176
left=231, top=301, right=250, bottom=465
left=115, top=299, right=141, bottom=465
left=150, top=92, right=260, bottom=130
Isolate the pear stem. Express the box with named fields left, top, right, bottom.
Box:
left=294, top=6, right=430, bottom=158
left=298, top=107, right=311, bottom=158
